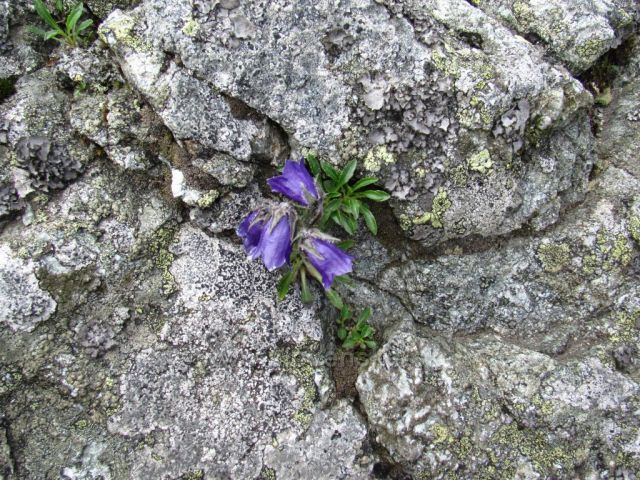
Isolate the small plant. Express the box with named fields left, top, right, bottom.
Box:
left=237, top=155, right=390, bottom=351
left=29, top=0, right=93, bottom=48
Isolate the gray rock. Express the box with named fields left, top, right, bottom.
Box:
left=473, top=0, right=637, bottom=74
left=0, top=244, right=56, bottom=332
left=100, top=0, right=598, bottom=246
left=105, top=225, right=330, bottom=478
left=262, top=400, right=375, bottom=479
left=357, top=327, right=640, bottom=478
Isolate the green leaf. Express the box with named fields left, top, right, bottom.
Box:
left=339, top=305, right=351, bottom=321
left=33, top=0, right=63, bottom=32
left=325, top=289, right=343, bottom=310
left=365, top=340, right=377, bottom=349
left=66, top=2, right=83, bottom=34
left=44, top=28, right=61, bottom=39
left=356, top=190, right=391, bottom=202
left=322, top=179, right=336, bottom=194
left=343, top=198, right=361, bottom=220
left=337, top=239, right=353, bottom=250
left=27, top=25, right=49, bottom=37
left=357, top=307, right=372, bottom=323
left=351, top=176, right=379, bottom=191
left=55, top=0, right=64, bottom=12
left=300, top=270, right=313, bottom=304
left=360, top=203, right=377, bottom=235
left=342, top=337, right=356, bottom=349
left=338, top=327, right=348, bottom=340
left=306, top=154, right=320, bottom=176
left=332, top=210, right=356, bottom=235
left=334, top=275, right=353, bottom=286
left=336, top=159, right=357, bottom=188
left=277, top=270, right=295, bottom=301
left=76, top=18, right=93, bottom=32
left=304, top=261, right=323, bottom=285
left=320, top=161, right=339, bottom=181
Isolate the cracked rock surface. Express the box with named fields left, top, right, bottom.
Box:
left=0, top=0, right=639, bottom=478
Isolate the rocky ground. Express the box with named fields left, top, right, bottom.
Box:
left=0, top=0, right=639, bottom=478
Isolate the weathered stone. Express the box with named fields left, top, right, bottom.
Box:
left=474, top=0, right=637, bottom=74
left=0, top=244, right=56, bottom=332
left=357, top=327, right=640, bottom=478
left=262, top=400, right=375, bottom=479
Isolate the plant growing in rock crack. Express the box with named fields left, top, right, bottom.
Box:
left=28, top=0, right=94, bottom=48
left=237, top=155, right=390, bottom=351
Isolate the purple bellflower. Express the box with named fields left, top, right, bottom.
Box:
left=267, top=158, right=319, bottom=206
left=300, top=230, right=354, bottom=289
left=237, top=202, right=295, bottom=271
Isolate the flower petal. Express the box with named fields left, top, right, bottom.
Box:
left=305, top=238, right=353, bottom=289
left=267, top=159, right=318, bottom=206
left=258, top=216, right=292, bottom=271
left=237, top=211, right=265, bottom=258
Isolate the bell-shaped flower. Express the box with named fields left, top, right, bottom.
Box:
left=237, top=202, right=295, bottom=271
left=300, top=230, right=353, bottom=289
left=267, top=159, right=319, bottom=206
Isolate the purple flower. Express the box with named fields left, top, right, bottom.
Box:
left=301, top=231, right=353, bottom=289
left=267, top=159, right=319, bottom=206
left=237, top=203, right=295, bottom=271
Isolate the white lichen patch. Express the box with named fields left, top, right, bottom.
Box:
left=0, top=244, right=56, bottom=332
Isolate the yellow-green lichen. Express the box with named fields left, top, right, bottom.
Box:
left=493, top=422, right=573, bottom=474
left=582, top=253, right=598, bottom=275
left=273, top=347, right=317, bottom=428
left=431, top=423, right=454, bottom=445
left=413, top=189, right=452, bottom=229
left=450, top=164, right=468, bottom=187
left=181, top=469, right=204, bottom=480
left=149, top=225, right=179, bottom=295
left=537, top=243, right=571, bottom=273
left=98, top=12, right=151, bottom=52
left=431, top=50, right=460, bottom=78
left=399, top=214, right=412, bottom=231
left=196, top=190, right=219, bottom=209
left=611, top=234, right=633, bottom=266
left=576, top=38, right=607, bottom=62
left=259, top=466, right=276, bottom=480
left=610, top=310, right=639, bottom=345
left=467, top=149, right=493, bottom=174
left=363, top=145, right=395, bottom=173
left=181, top=18, right=200, bottom=37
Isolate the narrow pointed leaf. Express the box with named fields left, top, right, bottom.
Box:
left=67, top=3, right=84, bottom=34
left=77, top=18, right=93, bottom=31
left=356, top=190, right=390, bottom=202
left=336, top=159, right=357, bottom=188
left=277, top=270, right=294, bottom=301
left=320, top=161, right=339, bottom=181
left=351, top=177, right=379, bottom=191
left=34, top=0, right=61, bottom=31
left=360, top=203, right=377, bottom=235
left=44, top=28, right=61, bottom=39
left=27, top=25, right=49, bottom=37
left=300, top=270, right=313, bottom=304
left=337, top=239, right=353, bottom=251
left=357, top=307, right=372, bottom=323
left=325, top=289, right=343, bottom=310
left=306, top=154, right=320, bottom=176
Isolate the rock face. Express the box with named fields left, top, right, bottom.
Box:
left=0, top=0, right=639, bottom=478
